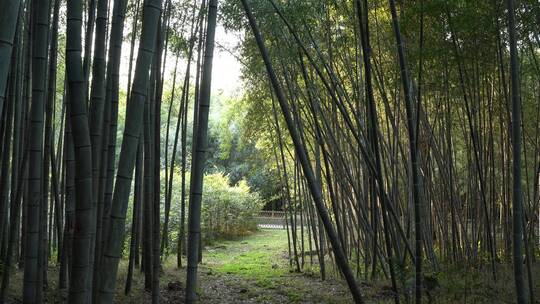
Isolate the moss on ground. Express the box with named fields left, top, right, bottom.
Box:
left=199, top=229, right=354, bottom=303
left=205, top=229, right=288, bottom=283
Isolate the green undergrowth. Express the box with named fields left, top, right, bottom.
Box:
left=204, top=229, right=289, bottom=287
left=431, top=263, right=540, bottom=304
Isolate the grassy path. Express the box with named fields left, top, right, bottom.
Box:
left=195, top=229, right=353, bottom=303
left=111, top=229, right=356, bottom=303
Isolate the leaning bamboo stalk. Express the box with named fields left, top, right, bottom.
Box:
left=240, top=0, right=364, bottom=302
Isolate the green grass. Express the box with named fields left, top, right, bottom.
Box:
left=204, top=229, right=289, bottom=286
left=202, top=229, right=354, bottom=303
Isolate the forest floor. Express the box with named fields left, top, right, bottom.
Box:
left=117, top=229, right=358, bottom=303
left=5, top=229, right=540, bottom=303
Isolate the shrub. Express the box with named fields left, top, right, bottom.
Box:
left=123, top=171, right=263, bottom=256
left=201, top=172, right=263, bottom=241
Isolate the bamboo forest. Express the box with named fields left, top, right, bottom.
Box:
left=0, top=0, right=539, bottom=303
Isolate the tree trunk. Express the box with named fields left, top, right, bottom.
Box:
left=96, top=0, right=162, bottom=302
left=387, top=1, right=423, bottom=302
left=506, top=0, right=525, bottom=302
left=23, top=0, right=50, bottom=302
left=66, top=0, right=95, bottom=301
left=0, top=0, right=21, bottom=120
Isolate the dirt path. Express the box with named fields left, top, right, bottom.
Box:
left=157, top=229, right=355, bottom=303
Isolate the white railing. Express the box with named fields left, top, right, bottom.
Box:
left=255, top=211, right=312, bottom=229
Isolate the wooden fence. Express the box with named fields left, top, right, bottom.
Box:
left=255, top=211, right=286, bottom=229
left=255, top=211, right=311, bottom=229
